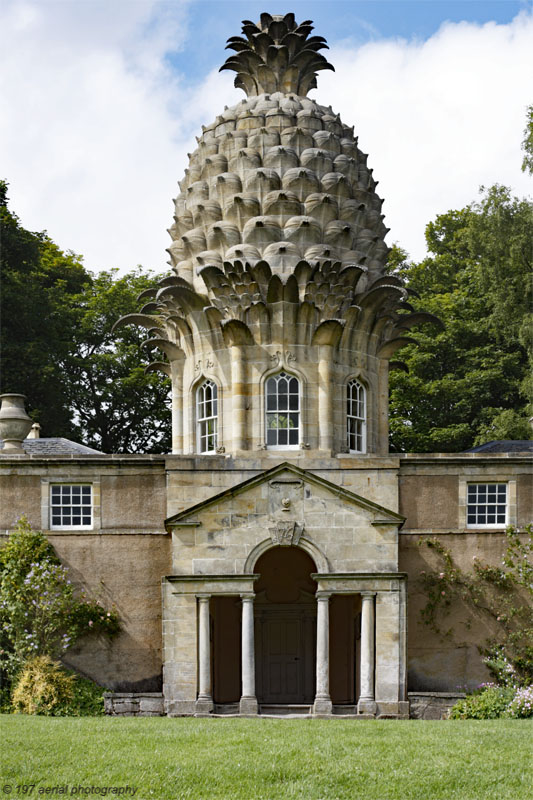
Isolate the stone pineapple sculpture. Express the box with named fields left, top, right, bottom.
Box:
left=116, top=13, right=438, bottom=455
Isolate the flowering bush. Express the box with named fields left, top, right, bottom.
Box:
left=0, top=518, right=119, bottom=689
left=506, top=685, right=533, bottom=719
left=450, top=685, right=515, bottom=720
left=450, top=682, right=533, bottom=719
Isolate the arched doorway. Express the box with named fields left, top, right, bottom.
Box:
left=254, top=547, right=317, bottom=706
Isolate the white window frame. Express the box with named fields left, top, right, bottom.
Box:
left=466, top=483, right=508, bottom=529
left=346, top=378, right=366, bottom=453
left=196, top=379, right=218, bottom=454
left=265, top=371, right=301, bottom=450
left=49, top=484, right=93, bottom=531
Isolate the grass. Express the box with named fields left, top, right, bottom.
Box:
left=2, top=716, right=532, bottom=800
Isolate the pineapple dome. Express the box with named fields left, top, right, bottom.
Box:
left=167, top=13, right=389, bottom=295
left=116, top=13, right=440, bottom=457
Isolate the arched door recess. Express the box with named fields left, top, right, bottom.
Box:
left=254, top=547, right=317, bottom=705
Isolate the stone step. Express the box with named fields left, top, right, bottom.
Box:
left=260, top=704, right=312, bottom=715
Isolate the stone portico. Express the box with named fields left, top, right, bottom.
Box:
left=162, top=463, right=408, bottom=717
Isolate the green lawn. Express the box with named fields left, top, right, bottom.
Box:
left=2, top=716, right=532, bottom=800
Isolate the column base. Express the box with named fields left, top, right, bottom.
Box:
left=357, top=698, right=377, bottom=716
left=195, top=696, right=214, bottom=716
left=313, top=695, right=333, bottom=716
left=239, top=696, right=258, bottom=716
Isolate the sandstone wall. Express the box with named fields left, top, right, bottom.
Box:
left=0, top=457, right=170, bottom=690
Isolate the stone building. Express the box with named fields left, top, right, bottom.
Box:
left=1, top=14, right=532, bottom=719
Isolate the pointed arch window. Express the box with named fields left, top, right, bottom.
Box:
left=347, top=379, right=366, bottom=453
left=265, top=372, right=300, bottom=449
left=196, top=380, right=218, bottom=454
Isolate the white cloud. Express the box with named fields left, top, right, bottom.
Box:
left=315, top=12, right=533, bottom=258
left=0, top=4, right=531, bottom=272
left=0, top=0, right=236, bottom=273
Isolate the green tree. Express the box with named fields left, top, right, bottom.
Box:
left=64, top=269, right=171, bottom=453
left=389, top=185, right=533, bottom=452
left=1, top=182, right=171, bottom=453
left=521, top=103, right=533, bottom=175
left=0, top=180, right=90, bottom=436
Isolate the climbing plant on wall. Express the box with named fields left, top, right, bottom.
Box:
left=417, top=525, right=533, bottom=685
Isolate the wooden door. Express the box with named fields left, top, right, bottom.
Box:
left=262, top=616, right=303, bottom=702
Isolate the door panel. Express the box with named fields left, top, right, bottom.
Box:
left=261, top=615, right=307, bottom=703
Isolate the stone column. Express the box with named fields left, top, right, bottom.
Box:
left=171, top=360, right=184, bottom=454
left=239, top=594, right=258, bottom=715
left=231, top=345, right=246, bottom=451
left=318, top=346, right=333, bottom=452
left=358, top=591, right=377, bottom=715
left=195, top=595, right=213, bottom=715
left=313, top=592, right=332, bottom=715
left=376, top=358, right=389, bottom=455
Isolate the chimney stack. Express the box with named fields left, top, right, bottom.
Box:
left=28, top=422, right=41, bottom=439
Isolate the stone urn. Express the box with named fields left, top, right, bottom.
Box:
left=0, top=394, right=33, bottom=452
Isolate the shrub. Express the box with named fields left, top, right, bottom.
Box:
left=0, top=517, right=119, bottom=687
left=506, top=685, right=533, bottom=719
left=12, top=655, right=74, bottom=715
left=11, top=655, right=106, bottom=716
left=450, top=685, right=515, bottom=719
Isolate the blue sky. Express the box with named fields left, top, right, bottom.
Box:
left=0, top=0, right=531, bottom=272
left=170, top=1, right=528, bottom=76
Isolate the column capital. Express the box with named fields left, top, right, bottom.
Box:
left=316, top=591, right=332, bottom=600
left=360, top=591, right=377, bottom=598
left=240, top=593, right=255, bottom=601
left=196, top=593, right=211, bottom=601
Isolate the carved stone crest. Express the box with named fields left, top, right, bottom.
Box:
left=268, top=520, right=303, bottom=546
left=269, top=350, right=296, bottom=366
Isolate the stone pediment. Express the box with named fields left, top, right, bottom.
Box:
left=164, top=461, right=404, bottom=531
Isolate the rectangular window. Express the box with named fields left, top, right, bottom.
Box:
left=50, top=484, right=93, bottom=530
left=466, top=483, right=507, bottom=528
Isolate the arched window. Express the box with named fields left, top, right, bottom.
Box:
left=347, top=379, right=366, bottom=453
left=265, top=372, right=300, bottom=448
left=196, top=380, right=218, bottom=453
